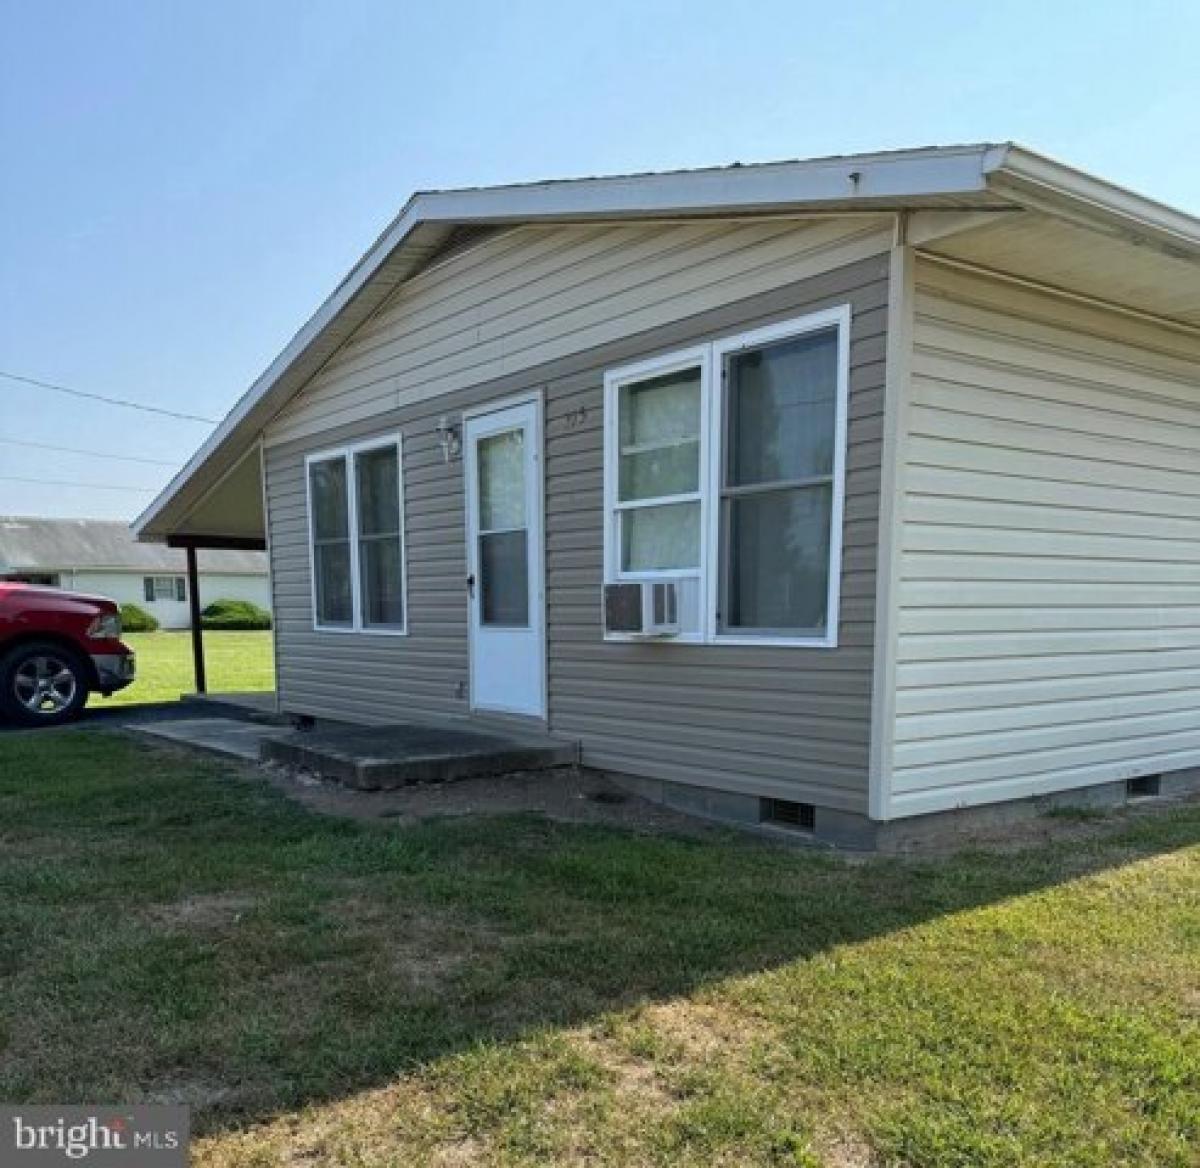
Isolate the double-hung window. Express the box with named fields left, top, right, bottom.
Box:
left=306, top=435, right=407, bottom=633
left=607, top=350, right=708, bottom=578
left=144, top=575, right=185, bottom=602
left=603, top=306, right=850, bottom=647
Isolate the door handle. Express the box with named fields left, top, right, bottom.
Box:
left=466, top=573, right=476, bottom=598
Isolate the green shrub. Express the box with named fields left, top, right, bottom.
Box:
left=119, top=603, right=159, bottom=632
left=201, top=598, right=272, bottom=631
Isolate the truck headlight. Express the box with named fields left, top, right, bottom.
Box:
left=87, top=613, right=121, bottom=639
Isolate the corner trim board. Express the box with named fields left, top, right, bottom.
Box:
left=868, top=222, right=915, bottom=820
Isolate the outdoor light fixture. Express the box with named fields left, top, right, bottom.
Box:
left=435, top=415, right=462, bottom=463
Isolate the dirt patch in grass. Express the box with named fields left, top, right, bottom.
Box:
left=257, top=758, right=721, bottom=838
left=388, top=932, right=472, bottom=992
left=144, top=893, right=258, bottom=930
left=641, top=1000, right=760, bottom=1056
left=572, top=1031, right=672, bottom=1108
left=814, top=1131, right=880, bottom=1168
left=329, top=894, right=502, bottom=993
left=145, top=1080, right=240, bottom=1109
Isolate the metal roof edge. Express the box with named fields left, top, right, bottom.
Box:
left=406, top=143, right=998, bottom=221
left=987, top=143, right=1200, bottom=255
left=135, top=144, right=1001, bottom=539
left=135, top=141, right=1200, bottom=540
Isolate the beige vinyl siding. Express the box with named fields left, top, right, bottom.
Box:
left=889, top=258, right=1200, bottom=817
left=544, top=272, right=885, bottom=810
left=265, top=226, right=889, bottom=814
left=265, top=217, right=893, bottom=447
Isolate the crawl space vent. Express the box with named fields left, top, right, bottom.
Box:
left=1126, top=775, right=1161, bottom=799
left=760, top=798, right=815, bottom=832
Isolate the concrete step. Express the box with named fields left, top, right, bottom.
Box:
left=260, top=720, right=579, bottom=789
left=131, top=717, right=295, bottom=763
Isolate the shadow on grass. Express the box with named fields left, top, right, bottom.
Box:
left=0, top=730, right=1196, bottom=1140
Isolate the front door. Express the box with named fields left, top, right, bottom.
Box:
left=464, top=398, right=545, bottom=717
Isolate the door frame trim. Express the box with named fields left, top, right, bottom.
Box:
left=462, top=389, right=547, bottom=721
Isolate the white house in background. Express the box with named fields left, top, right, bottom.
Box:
left=0, top=516, right=270, bottom=629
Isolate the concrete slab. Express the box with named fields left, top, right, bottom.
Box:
left=261, top=721, right=579, bottom=789
left=179, top=691, right=286, bottom=724
left=131, top=717, right=294, bottom=762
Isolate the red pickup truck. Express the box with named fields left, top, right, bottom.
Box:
left=0, top=582, right=136, bottom=726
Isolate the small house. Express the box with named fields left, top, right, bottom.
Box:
left=134, top=143, right=1200, bottom=843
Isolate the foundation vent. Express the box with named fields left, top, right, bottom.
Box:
left=760, top=798, right=815, bottom=832
left=1126, top=775, right=1161, bottom=799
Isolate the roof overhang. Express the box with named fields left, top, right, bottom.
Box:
left=133, top=142, right=1200, bottom=542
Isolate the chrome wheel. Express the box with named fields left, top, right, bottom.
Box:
left=13, top=654, right=78, bottom=716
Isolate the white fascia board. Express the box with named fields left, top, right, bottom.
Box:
left=410, top=144, right=998, bottom=222
left=987, top=144, right=1200, bottom=256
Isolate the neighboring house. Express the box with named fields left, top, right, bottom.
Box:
left=134, top=143, right=1200, bottom=843
left=0, top=517, right=269, bottom=630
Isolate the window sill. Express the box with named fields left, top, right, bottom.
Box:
left=312, top=624, right=409, bottom=637
left=712, top=633, right=837, bottom=649
left=601, top=631, right=837, bottom=649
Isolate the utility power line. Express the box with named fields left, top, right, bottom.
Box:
left=0, top=437, right=178, bottom=466
left=0, top=369, right=219, bottom=424
left=0, top=475, right=158, bottom=493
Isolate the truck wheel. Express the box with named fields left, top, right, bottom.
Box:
left=0, top=641, right=91, bottom=727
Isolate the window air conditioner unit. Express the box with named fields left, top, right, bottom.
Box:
left=603, top=581, right=681, bottom=638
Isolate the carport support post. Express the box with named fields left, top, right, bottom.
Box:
left=185, top=544, right=206, bottom=694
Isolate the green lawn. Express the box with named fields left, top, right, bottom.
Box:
left=102, top=630, right=274, bottom=705
left=1, top=732, right=1196, bottom=1167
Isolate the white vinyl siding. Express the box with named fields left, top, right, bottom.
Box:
left=56, top=570, right=270, bottom=630
left=887, top=258, right=1200, bottom=817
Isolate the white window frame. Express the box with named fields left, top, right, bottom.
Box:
left=708, top=305, right=851, bottom=648
left=602, top=305, right=851, bottom=649
left=146, top=575, right=184, bottom=602
left=602, top=348, right=711, bottom=643
left=304, top=433, right=408, bottom=636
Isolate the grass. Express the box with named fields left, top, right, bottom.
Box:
left=0, top=732, right=1197, bottom=1166
left=101, top=630, right=274, bottom=705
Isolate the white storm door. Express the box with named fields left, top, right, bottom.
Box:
left=464, top=398, right=545, bottom=717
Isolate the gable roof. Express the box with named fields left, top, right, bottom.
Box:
left=0, top=517, right=267, bottom=574
left=134, top=141, right=1200, bottom=541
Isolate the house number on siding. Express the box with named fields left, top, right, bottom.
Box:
left=557, top=406, right=587, bottom=431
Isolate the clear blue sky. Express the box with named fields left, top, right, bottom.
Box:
left=2, top=0, right=1198, bottom=521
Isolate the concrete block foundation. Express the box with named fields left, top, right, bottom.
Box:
left=604, top=767, right=1200, bottom=852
